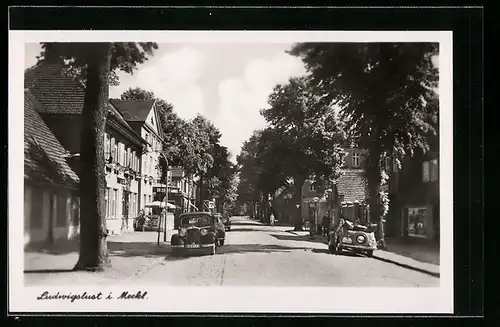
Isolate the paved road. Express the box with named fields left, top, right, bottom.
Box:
left=126, top=216, right=438, bottom=287
left=24, top=216, right=439, bottom=287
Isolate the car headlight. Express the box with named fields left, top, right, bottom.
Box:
left=179, top=228, right=187, bottom=237
left=356, top=235, right=366, bottom=244
left=201, top=229, right=208, bottom=236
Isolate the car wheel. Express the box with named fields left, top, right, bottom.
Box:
left=365, top=250, right=373, bottom=257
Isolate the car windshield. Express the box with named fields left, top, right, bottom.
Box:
left=180, top=215, right=212, bottom=227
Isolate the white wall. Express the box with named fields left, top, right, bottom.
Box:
left=24, top=184, right=80, bottom=247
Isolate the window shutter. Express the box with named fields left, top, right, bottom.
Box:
left=422, top=161, right=430, bottom=182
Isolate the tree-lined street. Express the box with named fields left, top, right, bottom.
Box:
left=25, top=216, right=438, bottom=287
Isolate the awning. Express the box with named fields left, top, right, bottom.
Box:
left=145, top=201, right=176, bottom=209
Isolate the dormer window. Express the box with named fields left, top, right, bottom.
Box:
left=151, top=117, right=154, bottom=126
left=309, top=183, right=316, bottom=192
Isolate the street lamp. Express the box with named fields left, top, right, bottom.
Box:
left=147, top=146, right=170, bottom=246
left=283, top=193, right=292, bottom=222
left=310, top=196, right=320, bottom=237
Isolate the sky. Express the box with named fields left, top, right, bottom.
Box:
left=24, top=43, right=307, bottom=162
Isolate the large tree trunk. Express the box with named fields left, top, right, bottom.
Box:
left=293, top=176, right=306, bottom=231
left=74, top=43, right=112, bottom=271
left=365, top=148, right=386, bottom=248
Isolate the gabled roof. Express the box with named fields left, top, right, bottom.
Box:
left=109, top=99, right=156, bottom=122
left=24, top=90, right=79, bottom=188
left=336, top=169, right=368, bottom=202
left=25, top=63, right=145, bottom=147
left=24, top=63, right=85, bottom=115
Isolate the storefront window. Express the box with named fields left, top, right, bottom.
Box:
left=408, top=207, right=426, bottom=237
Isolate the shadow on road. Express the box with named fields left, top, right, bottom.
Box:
left=216, top=244, right=310, bottom=255
left=108, top=241, right=170, bottom=258
left=227, top=228, right=269, bottom=232
left=24, top=268, right=75, bottom=274
left=229, top=222, right=265, bottom=227
left=270, top=233, right=329, bottom=245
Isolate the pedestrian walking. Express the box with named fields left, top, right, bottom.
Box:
left=270, top=213, right=275, bottom=227
left=322, top=213, right=330, bottom=237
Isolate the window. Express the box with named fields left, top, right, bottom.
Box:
left=72, top=196, right=80, bottom=225
left=30, top=187, right=43, bottom=229
left=422, top=161, right=430, bottom=182
left=104, top=133, right=110, bottom=160
left=56, top=194, right=66, bottom=227
left=66, top=197, right=72, bottom=226
left=145, top=133, right=150, bottom=144
left=149, top=195, right=152, bottom=204
left=144, top=194, right=147, bottom=207
left=105, top=188, right=110, bottom=218
left=430, top=159, right=438, bottom=181
left=122, top=144, right=126, bottom=166
left=408, top=207, right=427, bottom=237
left=309, top=182, right=316, bottom=192
left=111, top=138, right=117, bottom=162
left=151, top=117, right=154, bottom=126
left=111, top=189, right=117, bottom=217
left=393, top=158, right=398, bottom=172
left=352, top=152, right=360, bottom=167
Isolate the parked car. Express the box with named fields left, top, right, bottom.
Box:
left=134, top=203, right=162, bottom=231
left=171, top=212, right=226, bottom=256
left=328, top=219, right=377, bottom=257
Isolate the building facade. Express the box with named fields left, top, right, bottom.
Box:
left=385, top=151, right=440, bottom=241
left=167, top=167, right=197, bottom=213
left=24, top=90, right=81, bottom=248
left=25, top=63, right=168, bottom=236
left=108, top=99, right=167, bottom=221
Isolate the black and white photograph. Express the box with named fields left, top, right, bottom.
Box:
left=9, top=30, right=453, bottom=313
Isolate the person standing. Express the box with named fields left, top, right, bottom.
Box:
left=270, top=212, right=275, bottom=227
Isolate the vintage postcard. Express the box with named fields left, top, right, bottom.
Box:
left=9, top=30, right=453, bottom=313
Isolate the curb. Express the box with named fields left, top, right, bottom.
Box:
left=371, top=254, right=440, bottom=278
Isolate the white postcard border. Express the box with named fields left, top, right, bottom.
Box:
left=9, top=30, right=453, bottom=314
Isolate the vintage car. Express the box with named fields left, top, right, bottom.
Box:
left=170, top=212, right=226, bottom=256
left=328, top=219, right=378, bottom=257
left=134, top=202, right=163, bottom=231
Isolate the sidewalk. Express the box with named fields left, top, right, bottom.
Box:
left=286, top=229, right=440, bottom=277
left=372, top=237, right=440, bottom=277
left=24, top=231, right=172, bottom=283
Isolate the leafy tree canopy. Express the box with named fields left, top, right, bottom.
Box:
left=288, top=42, right=439, bottom=162
left=37, top=42, right=158, bottom=86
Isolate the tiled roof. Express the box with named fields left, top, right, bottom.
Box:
left=336, top=169, right=368, bottom=202
left=24, top=63, right=85, bottom=115
left=24, top=90, right=80, bottom=188
left=109, top=99, right=155, bottom=122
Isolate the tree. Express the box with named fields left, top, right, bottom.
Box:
left=259, top=76, right=347, bottom=230
left=189, top=114, right=222, bottom=208
left=289, top=42, right=439, bottom=244
left=38, top=43, right=158, bottom=87
left=236, top=130, right=268, bottom=219
left=37, top=43, right=158, bottom=271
